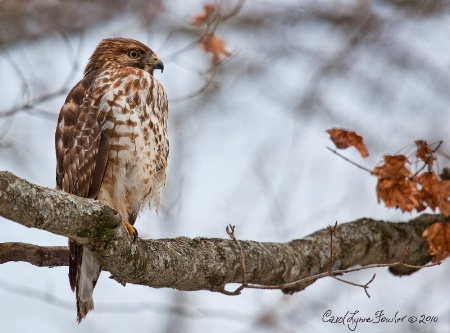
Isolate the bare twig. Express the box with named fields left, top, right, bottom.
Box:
left=327, top=221, right=338, bottom=272
left=326, top=221, right=375, bottom=297
left=216, top=221, right=440, bottom=297
left=412, top=140, right=444, bottom=177
left=331, top=273, right=376, bottom=298
left=326, top=147, right=373, bottom=173
left=170, top=67, right=218, bottom=104
left=242, top=249, right=440, bottom=291
left=220, top=0, right=245, bottom=21
left=223, top=224, right=248, bottom=295
left=0, top=34, right=84, bottom=120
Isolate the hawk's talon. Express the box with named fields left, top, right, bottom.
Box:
left=124, top=220, right=138, bottom=243
left=132, top=227, right=138, bottom=243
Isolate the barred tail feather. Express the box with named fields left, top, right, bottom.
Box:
left=69, top=240, right=101, bottom=323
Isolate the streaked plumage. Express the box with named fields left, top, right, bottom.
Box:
left=55, top=37, right=169, bottom=322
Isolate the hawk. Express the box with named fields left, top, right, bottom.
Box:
left=55, top=37, right=169, bottom=322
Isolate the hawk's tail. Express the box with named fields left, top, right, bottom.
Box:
left=69, top=239, right=101, bottom=323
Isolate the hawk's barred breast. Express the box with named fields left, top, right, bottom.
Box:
left=94, top=67, right=169, bottom=219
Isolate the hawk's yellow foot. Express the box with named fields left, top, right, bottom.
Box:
left=124, top=220, right=138, bottom=243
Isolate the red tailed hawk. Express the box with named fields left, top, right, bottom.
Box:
left=55, top=37, right=169, bottom=322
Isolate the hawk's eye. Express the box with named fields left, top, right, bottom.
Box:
left=128, top=50, right=139, bottom=59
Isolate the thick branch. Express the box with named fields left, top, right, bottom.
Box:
left=0, top=171, right=121, bottom=243
left=0, top=242, right=68, bottom=267
left=0, top=171, right=445, bottom=293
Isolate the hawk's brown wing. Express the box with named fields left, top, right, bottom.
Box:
left=55, top=70, right=110, bottom=200
left=55, top=70, right=109, bottom=321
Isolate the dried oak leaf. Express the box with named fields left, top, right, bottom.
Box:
left=373, top=155, right=422, bottom=212
left=201, top=33, right=232, bottom=64
left=415, top=140, right=435, bottom=166
left=326, top=128, right=369, bottom=158
left=416, top=173, right=450, bottom=216
left=416, top=172, right=440, bottom=211
left=374, top=155, right=411, bottom=178
left=422, top=222, right=450, bottom=262
left=191, top=3, right=216, bottom=26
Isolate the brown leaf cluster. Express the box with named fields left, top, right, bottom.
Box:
left=373, top=155, right=422, bottom=213
left=417, top=172, right=450, bottom=215
left=372, top=142, right=450, bottom=216
left=191, top=3, right=232, bottom=65
left=326, top=128, right=369, bottom=158
left=415, top=139, right=436, bottom=165
left=327, top=131, right=449, bottom=261
left=373, top=143, right=450, bottom=262
left=422, top=222, right=450, bottom=262
left=327, top=131, right=448, bottom=216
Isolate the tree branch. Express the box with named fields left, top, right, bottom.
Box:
left=0, top=242, right=68, bottom=267
left=0, top=170, right=444, bottom=294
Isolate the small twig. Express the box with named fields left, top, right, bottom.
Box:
left=412, top=140, right=444, bottom=177
left=327, top=221, right=338, bottom=273
left=226, top=225, right=247, bottom=286
left=1, top=50, right=31, bottom=108
left=0, top=88, right=68, bottom=118
left=430, top=141, right=443, bottom=153
left=219, top=0, right=245, bottom=21
left=241, top=247, right=440, bottom=291
left=222, top=224, right=248, bottom=295
left=326, top=221, right=375, bottom=297
left=170, top=67, right=218, bottom=104
left=163, top=40, right=199, bottom=63
left=332, top=273, right=376, bottom=298
left=326, top=147, right=373, bottom=173
left=214, top=285, right=241, bottom=296
left=217, top=222, right=440, bottom=296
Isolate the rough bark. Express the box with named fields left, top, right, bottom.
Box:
left=0, top=242, right=68, bottom=267
left=0, top=170, right=445, bottom=293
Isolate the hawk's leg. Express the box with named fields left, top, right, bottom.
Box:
left=124, top=221, right=138, bottom=243
left=124, top=210, right=139, bottom=243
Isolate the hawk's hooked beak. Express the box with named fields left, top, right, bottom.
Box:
left=145, top=54, right=164, bottom=74
left=154, top=59, right=164, bottom=73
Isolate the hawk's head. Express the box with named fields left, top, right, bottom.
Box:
left=84, top=37, right=164, bottom=76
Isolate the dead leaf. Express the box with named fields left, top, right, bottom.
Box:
left=201, top=33, right=232, bottom=64
left=373, top=155, right=421, bottom=212
left=415, top=140, right=436, bottom=166
left=375, top=177, right=422, bottom=212
left=373, top=155, right=411, bottom=178
left=326, top=128, right=369, bottom=158
left=422, top=222, right=450, bottom=262
left=191, top=3, right=216, bottom=26
left=416, top=173, right=450, bottom=216
left=416, top=172, right=440, bottom=211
